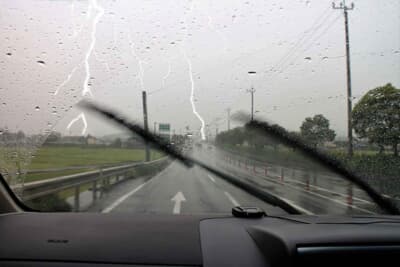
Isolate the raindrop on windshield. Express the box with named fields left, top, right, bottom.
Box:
left=35, top=106, right=40, bottom=111
left=6, top=52, right=12, bottom=56
left=37, top=60, right=46, bottom=65
left=304, top=56, right=312, bottom=61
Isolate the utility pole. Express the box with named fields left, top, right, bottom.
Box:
left=227, top=108, right=231, bottom=131
left=142, top=91, right=150, bottom=161
left=247, top=87, right=256, bottom=121
left=247, top=71, right=257, bottom=121
left=333, top=0, right=354, bottom=156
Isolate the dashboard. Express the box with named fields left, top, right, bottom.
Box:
left=1, top=212, right=400, bottom=266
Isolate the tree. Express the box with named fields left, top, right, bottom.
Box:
left=352, top=83, right=400, bottom=156
left=215, top=127, right=245, bottom=146
left=245, top=127, right=277, bottom=150
left=300, top=114, right=336, bottom=148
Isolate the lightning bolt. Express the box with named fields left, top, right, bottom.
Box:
left=162, top=60, right=171, bottom=89
left=183, top=51, right=206, bottom=140
left=181, top=1, right=206, bottom=140
left=54, top=66, right=79, bottom=95
left=64, top=0, right=103, bottom=135
left=128, top=30, right=146, bottom=91
left=57, top=0, right=93, bottom=96
left=82, top=0, right=104, bottom=97
left=67, top=112, right=88, bottom=135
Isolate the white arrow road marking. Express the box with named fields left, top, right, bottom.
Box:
left=207, top=174, right=216, bottom=183
left=171, top=191, right=186, bottom=214
left=224, top=191, right=240, bottom=207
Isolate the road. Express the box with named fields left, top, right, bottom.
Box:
left=88, top=146, right=381, bottom=215
left=90, top=154, right=281, bottom=215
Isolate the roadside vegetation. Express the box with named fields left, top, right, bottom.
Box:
left=24, top=146, right=163, bottom=182
left=29, top=146, right=162, bottom=170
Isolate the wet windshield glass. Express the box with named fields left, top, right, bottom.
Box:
left=0, top=0, right=399, bottom=215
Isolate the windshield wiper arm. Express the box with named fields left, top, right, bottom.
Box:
left=244, top=119, right=399, bottom=215
left=79, top=101, right=303, bottom=215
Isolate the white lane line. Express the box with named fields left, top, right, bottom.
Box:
left=279, top=197, right=314, bottom=215
left=102, top=162, right=174, bottom=213
left=224, top=191, right=240, bottom=207
left=102, top=182, right=148, bottom=213
left=207, top=174, right=216, bottom=183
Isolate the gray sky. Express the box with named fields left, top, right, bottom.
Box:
left=0, top=0, right=399, bottom=139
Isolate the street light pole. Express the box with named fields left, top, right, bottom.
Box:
left=247, top=71, right=257, bottom=121
left=227, top=108, right=231, bottom=131
left=247, top=87, right=256, bottom=121
left=142, top=91, right=150, bottom=162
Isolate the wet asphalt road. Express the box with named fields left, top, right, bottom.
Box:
left=90, top=146, right=379, bottom=215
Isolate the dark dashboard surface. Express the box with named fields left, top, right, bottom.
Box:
left=1, top=212, right=400, bottom=266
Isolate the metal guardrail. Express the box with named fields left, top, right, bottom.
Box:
left=13, top=157, right=169, bottom=211
left=219, top=149, right=400, bottom=208
left=25, top=161, right=139, bottom=174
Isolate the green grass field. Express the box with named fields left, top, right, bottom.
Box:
left=29, top=146, right=162, bottom=170
left=25, top=168, right=94, bottom=183
left=24, top=146, right=163, bottom=182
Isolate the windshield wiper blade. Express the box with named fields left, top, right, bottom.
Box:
left=79, top=101, right=302, bottom=215
left=244, top=119, right=399, bottom=215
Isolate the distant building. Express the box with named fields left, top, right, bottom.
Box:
left=86, top=135, right=102, bottom=145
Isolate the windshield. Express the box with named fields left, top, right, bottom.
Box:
left=0, top=0, right=399, bottom=215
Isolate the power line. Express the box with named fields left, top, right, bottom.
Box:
left=274, top=13, right=342, bottom=76
left=269, top=7, right=334, bottom=75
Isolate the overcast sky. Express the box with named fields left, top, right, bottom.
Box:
left=0, top=0, right=399, bottom=140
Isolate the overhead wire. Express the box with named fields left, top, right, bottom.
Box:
left=273, top=12, right=342, bottom=77
left=268, top=6, right=334, bottom=75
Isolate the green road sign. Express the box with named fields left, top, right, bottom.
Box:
left=158, top=123, right=170, bottom=132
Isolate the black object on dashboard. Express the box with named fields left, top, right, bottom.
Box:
left=232, top=206, right=266, bottom=218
